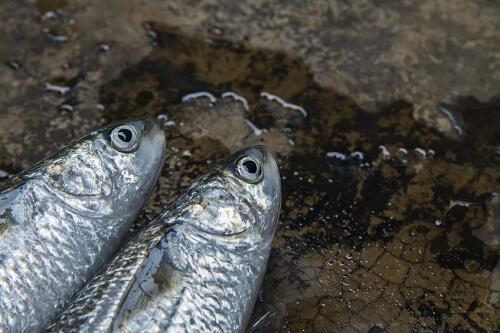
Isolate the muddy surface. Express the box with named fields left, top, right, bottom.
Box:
left=0, top=1, right=499, bottom=332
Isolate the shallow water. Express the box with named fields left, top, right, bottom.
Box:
left=0, top=2, right=499, bottom=332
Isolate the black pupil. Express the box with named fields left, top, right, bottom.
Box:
left=117, top=128, right=133, bottom=142
left=242, top=160, right=258, bottom=174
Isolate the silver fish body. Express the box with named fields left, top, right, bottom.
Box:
left=0, top=118, right=166, bottom=333
left=48, top=145, right=281, bottom=333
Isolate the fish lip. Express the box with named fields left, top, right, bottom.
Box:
left=148, top=120, right=166, bottom=151
left=185, top=224, right=260, bottom=252
left=137, top=117, right=166, bottom=156
left=143, top=117, right=158, bottom=132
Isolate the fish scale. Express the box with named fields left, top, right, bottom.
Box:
left=120, top=230, right=268, bottom=333
left=0, top=185, right=115, bottom=329
left=49, top=222, right=168, bottom=332
left=0, top=118, right=165, bottom=333
left=49, top=146, right=281, bottom=333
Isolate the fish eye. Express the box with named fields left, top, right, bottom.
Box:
left=110, top=124, right=140, bottom=152
left=235, top=156, right=263, bottom=183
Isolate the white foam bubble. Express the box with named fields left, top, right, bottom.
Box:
left=261, top=92, right=307, bottom=118
left=221, top=91, right=249, bottom=110
left=181, top=91, right=217, bottom=104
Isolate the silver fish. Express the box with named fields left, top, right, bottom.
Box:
left=0, top=118, right=166, bottom=333
left=48, top=145, right=281, bottom=333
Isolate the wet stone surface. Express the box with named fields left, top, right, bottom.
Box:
left=0, top=3, right=499, bottom=333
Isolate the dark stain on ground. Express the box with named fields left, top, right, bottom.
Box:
left=2, top=23, right=499, bottom=332
left=95, top=23, right=500, bottom=332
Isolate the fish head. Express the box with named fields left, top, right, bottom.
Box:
left=177, top=145, right=281, bottom=248
left=37, top=118, right=165, bottom=215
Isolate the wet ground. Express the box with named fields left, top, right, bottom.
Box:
left=0, top=1, right=499, bottom=332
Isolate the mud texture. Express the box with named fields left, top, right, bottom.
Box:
left=0, top=1, right=499, bottom=332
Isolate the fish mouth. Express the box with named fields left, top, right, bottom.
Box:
left=142, top=118, right=166, bottom=157
left=191, top=224, right=252, bottom=238
left=187, top=224, right=261, bottom=252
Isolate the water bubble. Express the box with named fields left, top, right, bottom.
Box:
left=260, top=92, right=307, bottom=118
left=398, top=148, right=408, bottom=155
left=40, top=11, right=57, bottom=20
left=326, top=151, right=347, bottom=160
left=208, top=26, right=224, bottom=36
left=378, top=145, right=390, bottom=159
left=98, top=43, right=110, bottom=52
left=59, top=104, right=73, bottom=113
left=438, top=106, right=464, bottom=137
left=350, top=151, right=364, bottom=160
left=244, top=119, right=263, bottom=136
left=44, top=83, right=71, bottom=96
left=42, top=28, right=69, bottom=42
left=414, top=147, right=427, bottom=157
left=181, top=91, right=217, bottom=105
left=141, top=23, right=158, bottom=46
left=222, top=91, right=249, bottom=110
left=6, top=60, right=20, bottom=70
left=157, top=113, right=175, bottom=127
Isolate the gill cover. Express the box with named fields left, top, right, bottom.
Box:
left=43, top=141, right=112, bottom=198
left=186, top=185, right=253, bottom=236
